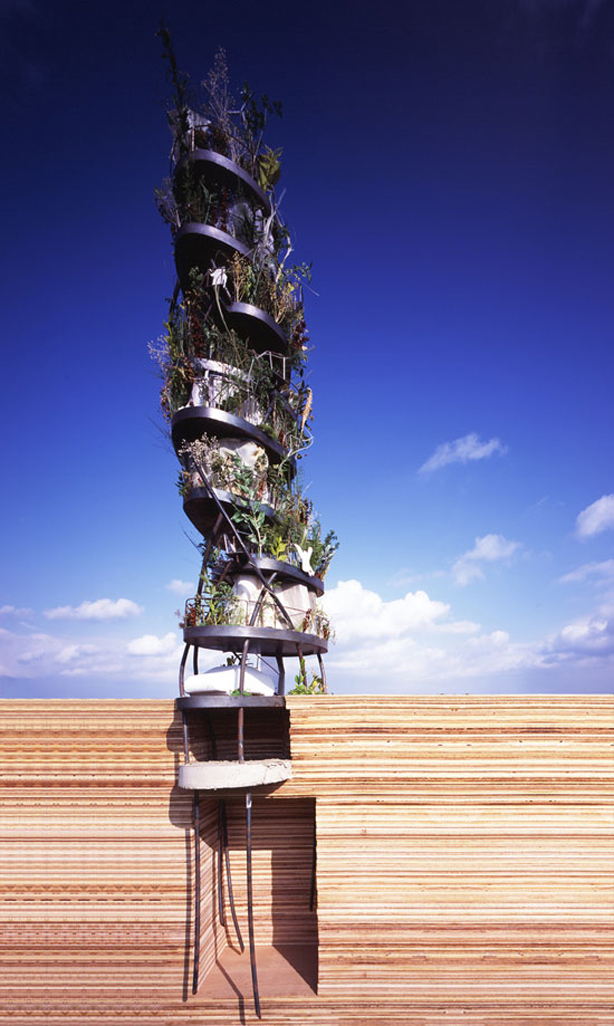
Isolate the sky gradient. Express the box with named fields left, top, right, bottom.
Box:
left=1, top=0, right=613, bottom=697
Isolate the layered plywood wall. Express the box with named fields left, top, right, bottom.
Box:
left=0, top=696, right=612, bottom=1024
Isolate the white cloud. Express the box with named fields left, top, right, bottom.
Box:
left=576, top=495, right=614, bottom=539
left=44, top=598, right=143, bottom=621
left=419, top=433, right=508, bottom=474
left=55, top=643, right=98, bottom=664
left=322, top=579, right=614, bottom=690
left=127, top=632, right=178, bottom=657
left=558, top=560, right=614, bottom=585
left=0, top=622, right=186, bottom=687
left=323, top=579, right=453, bottom=644
left=545, top=599, right=614, bottom=660
left=0, top=604, right=32, bottom=617
left=321, top=580, right=539, bottom=685
left=166, top=579, right=195, bottom=596
left=452, top=533, right=521, bottom=586
left=3, top=577, right=613, bottom=695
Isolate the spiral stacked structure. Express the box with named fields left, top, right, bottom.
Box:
left=155, top=60, right=337, bottom=1016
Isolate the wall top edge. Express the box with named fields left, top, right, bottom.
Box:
left=0, top=694, right=612, bottom=708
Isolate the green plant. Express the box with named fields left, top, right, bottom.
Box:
left=231, top=500, right=267, bottom=556
left=182, top=583, right=242, bottom=628
left=301, top=606, right=335, bottom=642
left=158, top=23, right=192, bottom=157
left=204, top=581, right=241, bottom=626
left=256, top=145, right=282, bottom=190
left=176, top=470, right=190, bottom=497
left=289, top=658, right=327, bottom=694
left=156, top=41, right=340, bottom=635
left=239, top=82, right=283, bottom=178
left=179, top=438, right=269, bottom=502
left=307, top=524, right=340, bottom=580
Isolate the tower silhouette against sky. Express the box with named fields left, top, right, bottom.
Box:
left=154, top=41, right=337, bottom=1016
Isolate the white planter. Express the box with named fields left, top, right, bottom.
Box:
left=188, top=438, right=269, bottom=502
left=232, top=573, right=316, bottom=631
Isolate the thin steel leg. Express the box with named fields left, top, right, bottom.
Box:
left=217, top=801, right=225, bottom=927
left=192, top=791, right=201, bottom=994
left=246, top=792, right=261, bottom=1018
left=179, top=643, right=190, bottom=697
left=238, top=639, right=250, bottom=762
left=182, top=711, right=190, bottom=764
left=316, top=653, right=327, bottom=693
left=237, top=707, right=244, bottom=763
left=222, top=802, right=244, bottom=952
left=310, top=806, right=317, bottom=911
left=275, top=654, right=285, bottom=696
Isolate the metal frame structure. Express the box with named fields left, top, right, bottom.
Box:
left=158, top=79, right=334, bottom=1017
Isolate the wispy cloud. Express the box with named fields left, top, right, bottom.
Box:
left=452, top=533, right=521, bottom=586
left=127, top=632, right=178, bottom=656
left=387, top=567, right=446, bottom=588
left=558, top=559, right=614, bottom=585
left=0, top=604, right=32, bottom=618
left=165, top=579, right=195, bottom=596
left=55, top=643, right=99, bottom=665
left=546, top=598, right=614, bottom=660
left=3, top=578, right=613, bottom=696
left=324, top=579, right=459, bottom=643
left=419, top=433, right=508, bottom=474
left=575, top=495, right=614, bottom=539
left=322, top=579, right=614, bottom=690
left=44, top=598, right=143, bottom=621
left=321, top=580, right=535, bottom=684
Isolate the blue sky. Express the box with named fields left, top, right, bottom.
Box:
left=1, top=0, right=613, bottom=697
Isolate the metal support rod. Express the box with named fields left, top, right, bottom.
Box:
left=192, top=461, right=296, bottom=630
left=197, top=514, right=224, bottom=594
left=237, top=638, right=250, bottom=762
left=192, top=791, right=201, bottom=995
left=237, top=708, right=244, bottom=763
left=179, top=643, right=190, bottom=698
left=193, top=513, right=223, bottom=679
left=217, top=801, right=225, bottom=927
left=239, top=638, right=250, bottom=694
left=181, top=711, right=190, bottom=764
left=246, top=792, right=261, bottom=1018
left=221, top=802, right=244, bottom=951
left=276, top=654, right=285, bottom=696
left=316, top=652, right=327, bottom=693
left=309, top=806, right=317, bottom=911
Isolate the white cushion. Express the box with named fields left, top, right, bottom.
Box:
left=184, top=665, right=276, bottom=696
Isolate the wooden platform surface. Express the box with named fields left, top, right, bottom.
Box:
left=0, top=695, right=612, bottom=1024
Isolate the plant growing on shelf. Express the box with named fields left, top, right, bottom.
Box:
left=156, top=39, right=337, bottom=1018
left=156, top=37, right=337, bottom=671
left=289, top=658, right=327, bottom=694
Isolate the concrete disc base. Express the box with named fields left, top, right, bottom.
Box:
left=178, top=758, right=292, bottom=791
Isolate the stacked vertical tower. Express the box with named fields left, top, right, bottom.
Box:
left=155, top=46, right=336, bottom=1015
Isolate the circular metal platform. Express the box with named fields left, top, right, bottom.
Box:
left=172, top=406, right=294, bottom=470
left=175, top=223, right=249, bottom=290
left=174, top=149, right=271, bottom=214
left=183, top=624, right=328, bottom=656
left=222, top=301, right=288, bottom=354
left=183, top=487, right=277, bottom=536
left=176, top=694, right=286, bottom=710
left=228, top=554, right=324, bottom=595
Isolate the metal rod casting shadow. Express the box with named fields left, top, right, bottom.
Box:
left=221, top=802, right=245, bottom=951
left=192, top=790, right=201, bottom=994
left=246, top=791, right=261, bottom=1018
